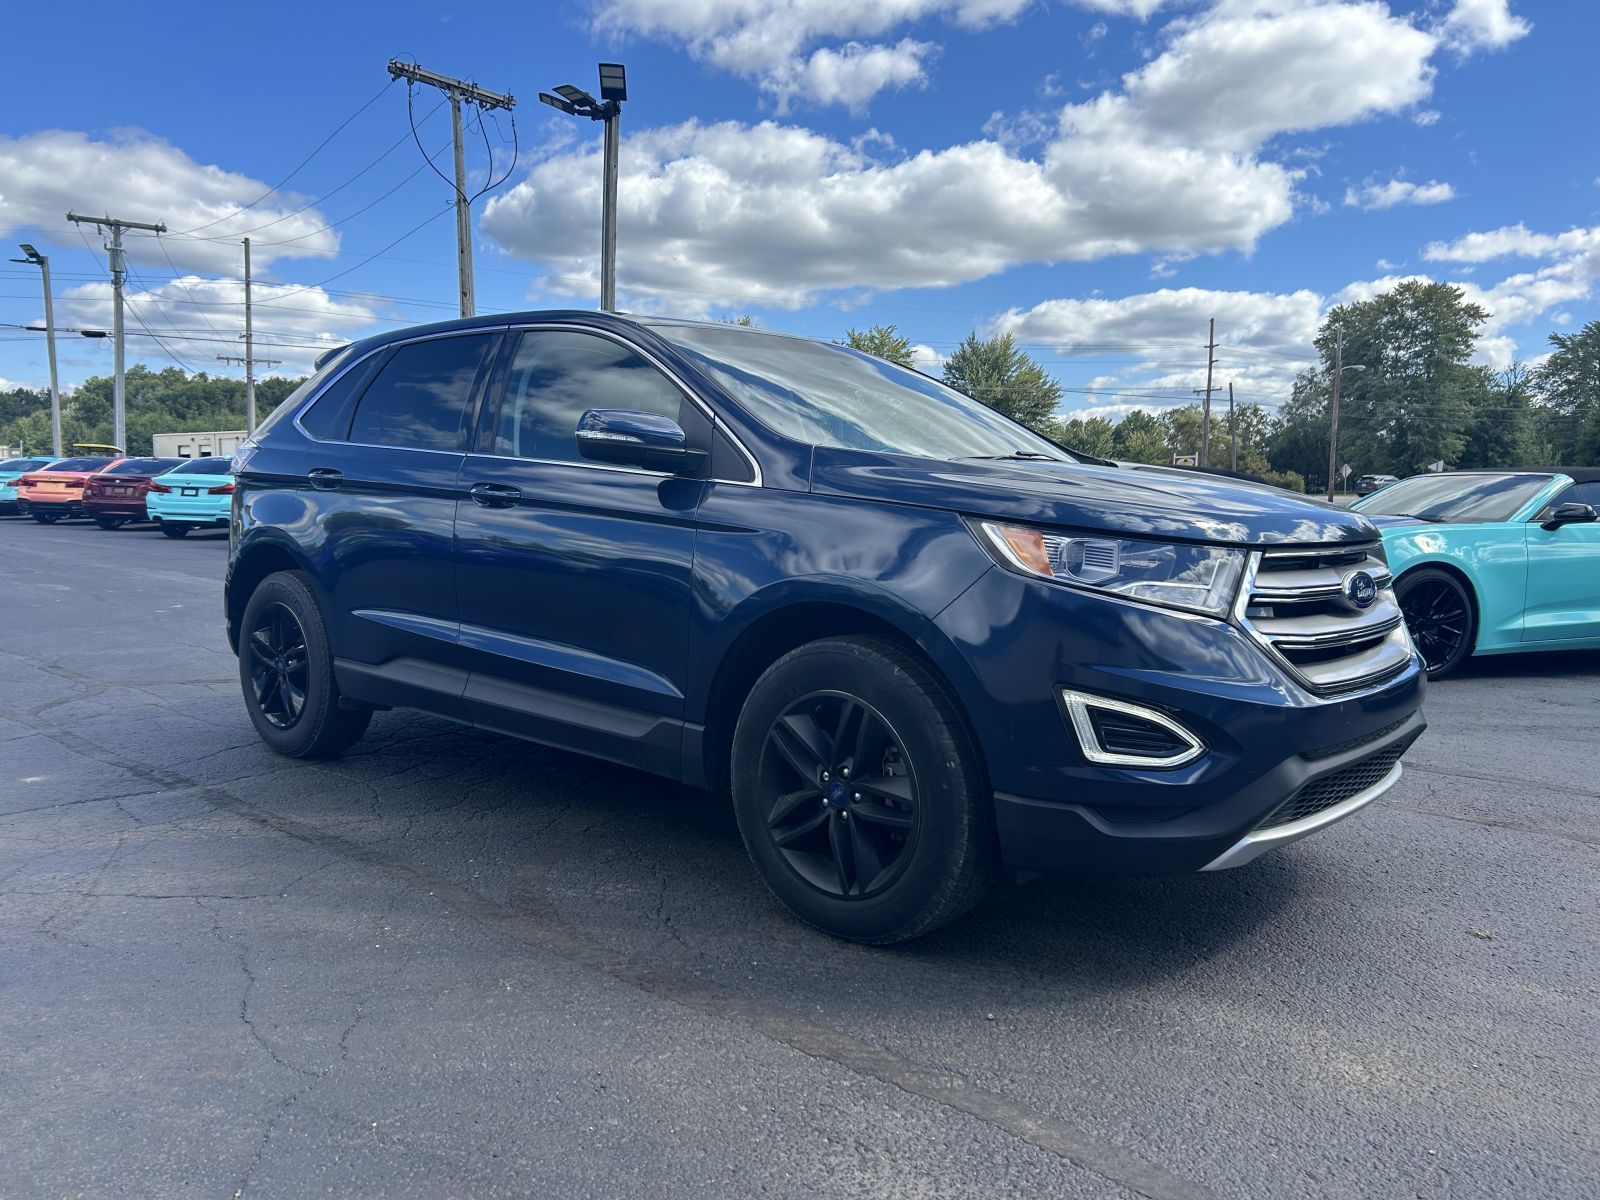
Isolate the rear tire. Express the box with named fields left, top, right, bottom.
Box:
left=94, top=516, right=128, bottom=531
left=160, top=522, right=191, bottom=539
left=730, top=636, right=997, bottom=944
left=238, top=571, right=371, bottom=759
left=1397, top=567, right=1476, bottom=679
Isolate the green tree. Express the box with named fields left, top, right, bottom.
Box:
left=1531, top=320, right=1600, bottom=463
left=1267, top=371, right=1333, bottom=490
left=1459, top=363, right=1533, bottom=469
left=843, top=324, right=915, bottom=368
left=1055, top=415, right=1115, bottom=458
left=942, top=332, right=1062, bottom=432
left=1318, top=280, right=1494, bottom=475
left=720, top=313, right=756, bottom=326
left=1110, top=409, right=1169, bottom=464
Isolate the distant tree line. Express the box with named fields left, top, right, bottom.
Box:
left=0, top=366, right=303, bottom=456
left=847, top=283, right=1600, bottom=490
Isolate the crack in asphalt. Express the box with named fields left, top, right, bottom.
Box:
left=11, top=712, right=1211, bottom=1200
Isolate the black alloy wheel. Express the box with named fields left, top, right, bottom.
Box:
left=247, top=602, right=310, bottom=729
left=32, top=510, right=59, bottom=524
left=1397, top=568, right=1476, bottom=678
left=730, top=636, right=996, bottom=943
left=760, top=691, right=920, bottom=899
left=160, top=522, right=191, bottom=539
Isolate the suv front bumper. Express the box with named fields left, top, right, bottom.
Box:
left=923, top=565, right=1427, bottom=876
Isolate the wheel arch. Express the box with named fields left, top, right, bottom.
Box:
left=1395, top=558, right=1482, bottom=653
left=694, top=598, right=984, bottom=794
left=226, top=534, right=317, bottom=654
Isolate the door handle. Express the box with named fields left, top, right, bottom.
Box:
left=307, top=467, right=343, bottom=490
left=468, top=481, right=522, bottom=508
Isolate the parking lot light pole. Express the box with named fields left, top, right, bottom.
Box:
left=539, top=63, right=627, bottom=312
left=1326, top=328, right=1369, bottom=502
left=12, top=244, right=63, bottom=456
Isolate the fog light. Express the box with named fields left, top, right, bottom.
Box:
left=1060, top=690, right=1205, bottom=769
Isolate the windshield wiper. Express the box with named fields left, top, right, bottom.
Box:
left=1392, top=512, right=1448, bottom=523
left=958, top=451, right=1060, bottom=461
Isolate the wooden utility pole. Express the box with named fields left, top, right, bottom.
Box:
left=216, top=239, right=280, bottom=427
left=1327, top=327, right=1344, bottom=502
left=387, top=60, right=516, bottom=318
left=1228, top=380, right=1237, bottom=473
left=1194, top=317, right=1217, bottom=467
left=66, top=211, right=168, bottom=452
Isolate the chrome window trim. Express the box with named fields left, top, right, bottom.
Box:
left=289, top=322, right=764, bottom=487
left=290, top=326, right=504, bottom=455
left=500, top=322, right=762, bottom=488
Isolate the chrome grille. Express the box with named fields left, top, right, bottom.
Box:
left=1235, top=545, right=1414, bottom=695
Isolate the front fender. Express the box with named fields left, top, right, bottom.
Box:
left=1383, top=525, right=1528, bottom=651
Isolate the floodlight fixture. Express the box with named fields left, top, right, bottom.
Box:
left=539, top=91, right=579, bottom=115
left=555, top=83, right=598, bottom=109
left=598, top=62, right=628, bottom=102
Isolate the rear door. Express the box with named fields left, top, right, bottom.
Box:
left=1523, top=480, right=1600, bottom=644
left=301, top=330, right=501, bottom=717
left=452, top=325, right=724, bottom=775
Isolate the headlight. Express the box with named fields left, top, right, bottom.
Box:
left=973, top=521, right=1247, bottom=618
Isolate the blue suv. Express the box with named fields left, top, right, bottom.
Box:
left=227, top=312, right=1426, bottom=942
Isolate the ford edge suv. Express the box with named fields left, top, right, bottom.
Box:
left=225, top=312, right=1426, bottom=942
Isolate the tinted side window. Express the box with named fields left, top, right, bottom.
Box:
left=495, top=331, right=685, bottom=463
left=299, top=353, right=385, bottom=441
left=348, top=334, right=494, bottom=451
left=1540, top=481, right=1600, bottom=516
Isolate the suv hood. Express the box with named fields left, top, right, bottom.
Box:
left=810, top=449, right=1379, bottom=547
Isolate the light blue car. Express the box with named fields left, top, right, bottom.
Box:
left=145, top=457, right=235, bottom=538
left=1350, top=469, right=1600, bottom=677
left=0, top=455, right=61, bottom=515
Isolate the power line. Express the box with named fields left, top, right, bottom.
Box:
left=168, top=79, right=399, bottom=236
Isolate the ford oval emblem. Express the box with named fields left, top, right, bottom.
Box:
left=1346, top=570, right=1378, bottom=610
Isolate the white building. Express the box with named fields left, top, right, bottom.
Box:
left=151, top=430, right=248, bottom=459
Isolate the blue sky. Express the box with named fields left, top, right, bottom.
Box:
left=1, top=0, right=1593, bottom=422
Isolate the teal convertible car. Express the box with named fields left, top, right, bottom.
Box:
left=1351, top=469, right=1600, bottom=677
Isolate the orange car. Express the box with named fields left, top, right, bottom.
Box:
left=15, top=456, right=125, bottom=523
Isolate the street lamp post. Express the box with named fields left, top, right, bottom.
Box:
left=539, top=63, right=628, bottom=312
left=12, top=244, right=62, bottom=456
left=1326, top=326, right=1369, bottom=502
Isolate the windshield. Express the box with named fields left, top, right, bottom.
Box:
left=652, top=324, right=1074, bottom=462
left=1, top=458, right=49, bottom=471
left=168, top=457, right=232, bottom=475
left=1351, top=473, right=1553, bottom=523
left=44, top=457, right=114, bottom=472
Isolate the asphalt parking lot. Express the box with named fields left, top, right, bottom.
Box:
left=1, top=516, right=1596, bottom=1200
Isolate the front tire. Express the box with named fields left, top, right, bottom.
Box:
left=730, top=636, right=996, bottom=944
left=1397, top=567, right=1476, bottom=678
left=94, top=515, right=128, bottom=531
left=159, top=521, right=191, bottom=539
left=32, top=511, right=60, bottom=525
left=238, top=571, right=371, bottom=758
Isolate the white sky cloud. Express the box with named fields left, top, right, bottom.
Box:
left=489, top=1, right=1441, bottom=308
left=590, top=0, right=1032, bottom=111
left=0, top=131, right=341, bottom=274
left=1438, top=0, right=1531, bottom=54
left=1344, top=177, right=1457, bottom=210
left=51, top=277, right=380, bottom=376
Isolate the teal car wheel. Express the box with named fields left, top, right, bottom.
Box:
left=1397, top=568, right=1476, bottom=678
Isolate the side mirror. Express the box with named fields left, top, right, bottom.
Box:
left=575, top=409, right=708, bottom=476
left=1540, top=501, right=1598, bottom=531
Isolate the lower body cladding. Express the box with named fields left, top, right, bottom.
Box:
left=924, top=565, right=1428, bottom=877
left=19, top=498, right=83, bottom=519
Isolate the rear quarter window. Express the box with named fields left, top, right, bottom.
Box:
left=347, top=334, right=495, bottom=451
